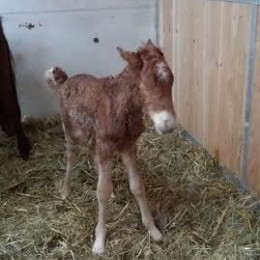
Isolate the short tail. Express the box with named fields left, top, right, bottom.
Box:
left=45, top=66, right=68, bottom=90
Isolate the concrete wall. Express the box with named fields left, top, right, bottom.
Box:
left=0, top=0, right=157, bottom=117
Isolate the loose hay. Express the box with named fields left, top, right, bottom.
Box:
left=0, top=116, right=259, bottom=260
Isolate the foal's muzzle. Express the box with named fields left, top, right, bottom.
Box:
left=150, top=110, right=176, bottom=134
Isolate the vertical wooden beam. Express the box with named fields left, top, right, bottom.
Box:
left=240, top=5, right=258, bottom=187
left=159, top=0, right=173, bottom=66
left=248, top=6, right=260, bottom=196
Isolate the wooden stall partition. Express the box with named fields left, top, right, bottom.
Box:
left=159, top=0, right=252, bottom=180
left=208, top=2, right=251, bottom=178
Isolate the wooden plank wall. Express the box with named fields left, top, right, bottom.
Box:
left=160, top=0, right=260, bottom=196
left=159, top=0, right=173, bottom=67
left=248, top=6, right=260, bottom=197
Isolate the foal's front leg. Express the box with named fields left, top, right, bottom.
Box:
left=93, top=146, right=113, bottom=255
left=122, top=145, right=162, bottom=241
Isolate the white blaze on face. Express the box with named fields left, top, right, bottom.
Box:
left=150, top=110, right=175, bottom=134
left=156, top=61, right=169, bottom=81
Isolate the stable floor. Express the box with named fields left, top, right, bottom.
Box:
left=0, top=117, right=259, bottom=260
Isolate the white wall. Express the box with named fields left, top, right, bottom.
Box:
left=0, top=0, right=157, bottom=117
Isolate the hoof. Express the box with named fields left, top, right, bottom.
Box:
left=61, top=186, right=71, bottom=200
left=109, top=192, right=116, bottom=201
left=92, top=241, right=104, bottom=256
left=150, top=227, right=162, bottom=242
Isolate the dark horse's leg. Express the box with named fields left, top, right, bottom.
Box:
left=0, top=100, right=31, bottom=160
left=2, top=115, right=31, bottom=160
left=16, top=122, right=31, bottom=160
left=1, top=119, right=31, bottom=160
left=0, top=18, right=31, bottom=160
left=3, top=95, right=32, bottom=160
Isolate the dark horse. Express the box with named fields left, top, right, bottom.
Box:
left=0, top=18, right=31, bottom=159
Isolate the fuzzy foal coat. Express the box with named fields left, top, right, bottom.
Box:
left=55, top=68, right=145, bottom=151
left=46, top=41, right=175, bottom=255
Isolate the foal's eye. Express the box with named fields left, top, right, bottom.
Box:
left=154, top=73, right=162, bottom=83
left=154, top=72, right=167, bottom=84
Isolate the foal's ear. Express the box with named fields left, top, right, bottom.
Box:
left=117, top=47, right=142, bottom=67
left=140, top=40, right=164, bottom=61
left=138, top=39, right=155, bottom=61
left=146, top=39, right=154, bottom=48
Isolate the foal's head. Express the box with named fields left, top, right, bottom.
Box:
left=118, top=40, right=176, bottom=134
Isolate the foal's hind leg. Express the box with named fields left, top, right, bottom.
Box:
left=62, top=140, right=79, bottom=199
left=122, top=145, right=162, bottom=241
left=61, top=124, right=79, bottom=200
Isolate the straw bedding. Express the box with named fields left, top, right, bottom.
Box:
left=0, top=116, right=259, bottom=260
